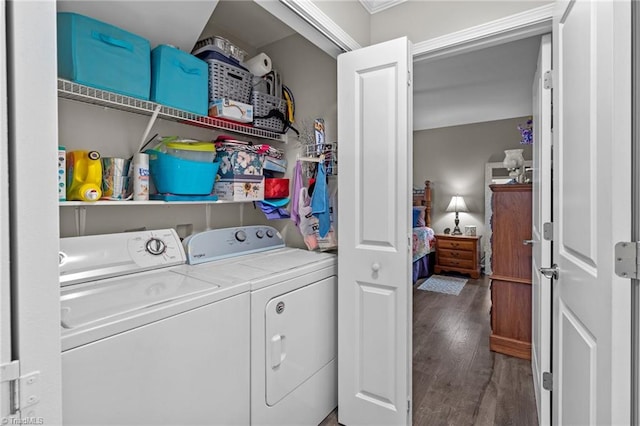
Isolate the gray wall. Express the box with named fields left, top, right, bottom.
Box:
left=261, top=33, right=338, bottom=249
left=413, top=116, right=532, bottom=237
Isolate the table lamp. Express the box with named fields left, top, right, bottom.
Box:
left=446, top=195, right=468, bottom=235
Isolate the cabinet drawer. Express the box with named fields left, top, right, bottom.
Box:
left=438, top=258, right=474, bottom=269
left=438, top=248, right=474, bottom=260
left=437, top=239, right=475, bottom=251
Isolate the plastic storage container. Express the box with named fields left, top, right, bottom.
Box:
left=57, top=12, right=151, bottom=100
left=165, top=141, right=216, bottom=162
left=193, top=36, right=247, bottom=64
left=197, top=50, right=252, bottom=104
left=252, top=92, right=287, bottom=133
left=150, top=45, right=208, bottom=115
left=147, top=150, right=219, bottom=195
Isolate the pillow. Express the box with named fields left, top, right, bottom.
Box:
left=412, top=206, right=426, bottom=228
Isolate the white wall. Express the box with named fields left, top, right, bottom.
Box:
left=413, top=116, right=532, bottom=238
left=370, top=0, right=552, bottom=44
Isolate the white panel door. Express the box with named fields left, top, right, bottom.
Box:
left=552, top=1, right=631, bottom=424
left=337, top=37, right=413, bottom=426
left=531, top=33, right=552, bottom=426
left=0, top=0, right=12, bottom=419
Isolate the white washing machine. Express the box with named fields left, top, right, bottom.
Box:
left=183, top=226, right=338, bottom=426
left=59, top=229, right=251, bottom=425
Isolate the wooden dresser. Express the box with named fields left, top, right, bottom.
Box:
left=434, top=234, right=481, bottom=279
left=489, top=184, right=532, bottom=360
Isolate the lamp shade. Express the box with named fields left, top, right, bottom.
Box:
left=446, top=195, right=468, bottom=213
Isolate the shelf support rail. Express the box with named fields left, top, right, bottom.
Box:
left=73, top=206, right=87, bottom=236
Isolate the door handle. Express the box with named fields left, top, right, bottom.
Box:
left=539, top=264, right=559, bottom=280
left=270, top=334, right=286, bottom=369
left=523, top=239, right=535, bottom=245
left=371, top=263, right=380, bottom=272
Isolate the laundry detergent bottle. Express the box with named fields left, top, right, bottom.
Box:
left=66, top=150, right=103, bottom=201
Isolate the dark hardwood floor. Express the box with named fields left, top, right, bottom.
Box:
left=320, top=274, right=538, bottom=426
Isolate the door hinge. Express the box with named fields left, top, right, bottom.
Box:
left=615, top=241, right=640, bottom=279
left=543, top=70, right=553, bottom=89
left=543, top=222, right=553, bottom=241
left=0, top=361, right=41, bottom=414
left=542, top=371, right=553, bottom=391
left=408, top=70, right=412, bottom=87
left=407, top=399, right=411, bottom=413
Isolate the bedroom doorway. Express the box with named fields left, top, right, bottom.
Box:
left=409, top=9, right=553, bottom=425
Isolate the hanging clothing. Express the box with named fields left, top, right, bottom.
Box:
left=311, top=162, right=330, bottom=238
left=297, top=187, right=319, bottom=251
left=291, top=160, right=303, bottom=226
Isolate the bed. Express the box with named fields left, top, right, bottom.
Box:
left=412, top=180, right=436, bottom=283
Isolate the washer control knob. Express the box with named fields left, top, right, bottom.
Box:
left=145, top=238, right=166, bottom=255
left=235, top=230, right=247, bottom=242
left=266, top=229, right=275, bottom=238
left=256, top=230, right=265, bottom=239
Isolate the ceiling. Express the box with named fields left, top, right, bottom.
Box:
left=200, top=0, right=296, bottom=55
left=358, top=0, right=407, bottom=14
left=413, top=35, right=542, bottom=130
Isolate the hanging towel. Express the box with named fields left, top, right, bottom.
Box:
left=311, top=162, right=330, bottom=238
left=291, top=160, right=303, bottom=226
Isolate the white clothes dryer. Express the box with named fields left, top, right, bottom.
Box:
left=59, top=229, right=251, bottom=425
left=183, top=226, right=338, bottom=426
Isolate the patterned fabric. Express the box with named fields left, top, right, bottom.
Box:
left=216, top=147, right=264, bottom=178
left=412, top=226, right=435, bottom=262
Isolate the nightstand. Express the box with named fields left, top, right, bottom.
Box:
left=434, top=234, right=482, bottom=279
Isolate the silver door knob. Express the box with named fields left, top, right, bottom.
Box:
left=539, top=264, right=559, bottom=279
left=372, top=263, right=381, bottom=272
left=523, top=239, right=535, bottom=245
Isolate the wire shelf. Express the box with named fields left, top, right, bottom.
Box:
left=302, top=142, right=337, bottom=176
left=57, top=79, right=286, bottom=142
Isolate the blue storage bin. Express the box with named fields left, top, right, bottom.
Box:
left=150, top=45, right=208, bottom=115
left=57, top=12, right=151, bottom=100
left=147, top=150, right=219, bottom=195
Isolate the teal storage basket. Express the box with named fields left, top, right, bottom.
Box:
left=147, top=150, right=219, bottom=195
left=150, top=45, right=208, bottom=115
left=57, top=12, right=151, bottom=100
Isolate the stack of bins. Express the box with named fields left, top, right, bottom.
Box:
left=193, top=38, right=254, bottom=123
left=213, top=139, right=266, bottom=201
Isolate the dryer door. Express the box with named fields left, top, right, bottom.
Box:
left=265, top=276, right=337, bottom=406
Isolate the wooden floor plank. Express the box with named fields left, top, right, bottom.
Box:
left=320, top=274, right=538, bottom=426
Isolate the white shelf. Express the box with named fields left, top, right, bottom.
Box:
left=57, top=79, right=286, bottom=143
left=60, top=200, right=252, bottom=207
